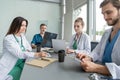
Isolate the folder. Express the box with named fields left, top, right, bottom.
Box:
left=26, top=57, right=57, bottom=68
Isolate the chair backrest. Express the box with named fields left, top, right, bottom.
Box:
left=91, top=41, right=99, bottom=51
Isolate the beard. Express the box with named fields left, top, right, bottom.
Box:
left=107, top=18, right=119, bottom=26
left=107, top=11, right=120, bottom=26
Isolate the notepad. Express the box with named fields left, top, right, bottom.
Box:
left=26, top=57, right=57, bottom=68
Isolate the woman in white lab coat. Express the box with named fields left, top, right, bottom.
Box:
left=77, top=0, right=120, bottom=79
left=66, top=17, right=91, bottom=54
left=0, top=16, right=47, bottom=80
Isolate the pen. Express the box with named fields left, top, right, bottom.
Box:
left=41, top=58, right=50, bottom=61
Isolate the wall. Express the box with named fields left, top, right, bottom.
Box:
left=0, top=0, right=61, bottom=55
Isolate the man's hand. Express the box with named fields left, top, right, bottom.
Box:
left=31, top=44, right=37, bottom=49
left=76, top=53, right=92, bottom=61
left=80, top=59, right=110, bottom=75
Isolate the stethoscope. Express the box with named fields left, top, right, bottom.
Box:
left=73, top=33, right=82, bottom=44
left=13, top=34, right=25, bottom=51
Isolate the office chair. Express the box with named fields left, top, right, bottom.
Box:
left=91, top=41, right=99, bottom=51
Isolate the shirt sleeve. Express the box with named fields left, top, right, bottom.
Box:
left=31, top=34, right=37, bottom=45
left=3, top=35, right=35, bottom=59
left=105, top=63, right=120, bottom=79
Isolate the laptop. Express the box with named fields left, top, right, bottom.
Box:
left=52, top=39, right=66, bottom=53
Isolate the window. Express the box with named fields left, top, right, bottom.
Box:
left=73, top=0, right=111, bottom=41
left=96, top=0, right=111, bottom=41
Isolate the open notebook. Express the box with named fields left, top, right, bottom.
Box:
left=26, top=57, right=57, bottom=68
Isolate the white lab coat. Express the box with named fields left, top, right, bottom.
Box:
left=68, top=32, right=91, bottom=54
left=0, top=34, right=35, bottom=80
left=90, top=28, right=120, bottom=79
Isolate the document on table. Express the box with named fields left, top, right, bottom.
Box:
left=26, top=57, right=57, bottom=68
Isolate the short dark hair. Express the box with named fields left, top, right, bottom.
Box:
left=40, top=23, right=47, bottom=28
left=74, top=17, right=84, bottom=27
left=6, top=16, right=28, bottom=35
left=100, top=0, right=120, bottom=10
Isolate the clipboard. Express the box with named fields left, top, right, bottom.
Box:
left=26, top=57, right=57, bottom=68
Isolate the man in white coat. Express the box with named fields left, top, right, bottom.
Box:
left=77, top=0, right=120, bottom=79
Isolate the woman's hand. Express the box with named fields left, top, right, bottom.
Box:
left=66, top=48, right=75, bottom=54
left=34, top=51, right=47, bottom=57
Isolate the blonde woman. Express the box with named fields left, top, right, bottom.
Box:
left=66, top=17, right=91, bottom=54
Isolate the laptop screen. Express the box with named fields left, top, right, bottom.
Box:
left=41, top=32, right=57, bottom=48
left=52, top=39, right=66, bottom=52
